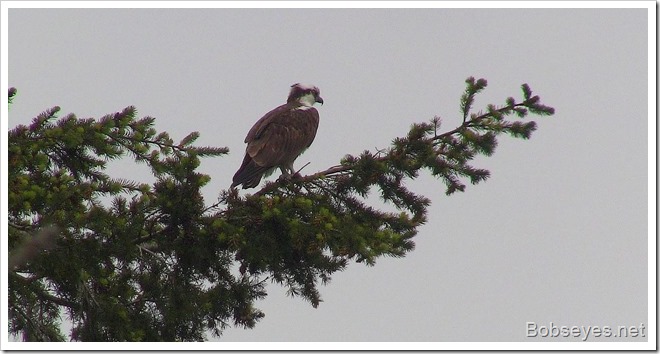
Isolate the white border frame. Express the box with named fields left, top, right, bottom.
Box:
left=1, top=1, right=655, bottom=351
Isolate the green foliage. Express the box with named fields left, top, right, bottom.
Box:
left=460, top=77, right=488, bottom=122
left=7, top=78, right=554, bottom=341
left=9, top=87, right=17, bottom=105
left=8, top=96, right=250, bottom=341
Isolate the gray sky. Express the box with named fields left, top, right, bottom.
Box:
left=6, top=5, right=651, bottom=344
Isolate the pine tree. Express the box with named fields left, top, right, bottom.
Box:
left=8, top=78, right=554, bottom=341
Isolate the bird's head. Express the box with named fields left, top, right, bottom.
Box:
left=287, top=83, right=324, bottom=107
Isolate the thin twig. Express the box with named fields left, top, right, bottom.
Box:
left=295, top=162, right=311, bottom=175
left=137, top=244, right=166, bottom=262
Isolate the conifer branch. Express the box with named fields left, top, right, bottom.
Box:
left=10, top=272, right=77, bottom=308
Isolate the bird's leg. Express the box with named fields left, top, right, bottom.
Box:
left=287, top=165, right=302, bottom=179
left=279, top=167, right=290, bottom=178
left=278, top=166, right=293, bottom=182
left=278, top=165, right=301, bottom=182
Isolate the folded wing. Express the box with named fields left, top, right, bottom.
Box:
left=231, top=105, right=320, bottom=189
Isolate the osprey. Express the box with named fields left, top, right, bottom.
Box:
left=231, top=83, right=323, bottom=189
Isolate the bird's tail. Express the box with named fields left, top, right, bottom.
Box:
left=231, top=154, right=271, bottom=189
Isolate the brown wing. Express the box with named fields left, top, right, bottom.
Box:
left=244, top=104, right=290, bottom=143
left=247, top=107, right=319, bottom=167
left=231, top=105, right=319, bottom=189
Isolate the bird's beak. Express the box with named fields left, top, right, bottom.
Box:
left=315, top=96, right=324, bottom=105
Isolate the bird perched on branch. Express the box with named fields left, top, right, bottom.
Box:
left=231, top=83, right=324, bottom=189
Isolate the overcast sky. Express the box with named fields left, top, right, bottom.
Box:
left=6, top=3, right=652, bottom=345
